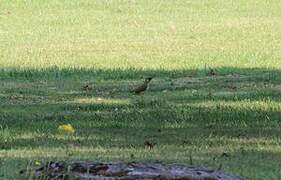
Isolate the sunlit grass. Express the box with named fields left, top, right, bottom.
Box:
left=189, top=99, right=281, bottom=111
left=1, top=0, right=281, bottom=73
left=74, top=97, right=130, bottom=105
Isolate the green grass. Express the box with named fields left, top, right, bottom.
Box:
left=1, top=0, right=281, bottom=179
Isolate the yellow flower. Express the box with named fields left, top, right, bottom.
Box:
left=34, top=161, right=41, bottom=166
left=58, top=124, right=75, bottom=133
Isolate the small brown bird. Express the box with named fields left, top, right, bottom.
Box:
left=132, top=77, right=153, bottom=94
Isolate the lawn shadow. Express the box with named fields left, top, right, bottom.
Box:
left=1, top=66, right=281, bottom=163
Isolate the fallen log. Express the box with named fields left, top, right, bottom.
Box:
left=22, top=161, right=243, bottom=180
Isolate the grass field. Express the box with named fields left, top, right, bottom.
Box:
left=1, top=0, right=281, bottom=179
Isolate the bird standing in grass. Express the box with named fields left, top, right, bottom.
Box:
left=132, top=77, right=153, bottom=94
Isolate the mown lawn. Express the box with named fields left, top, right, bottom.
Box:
left=1, top=0, right=281, bottom=179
